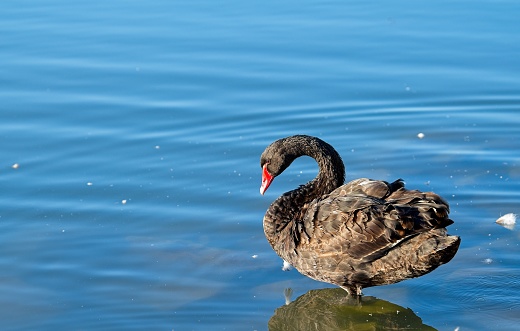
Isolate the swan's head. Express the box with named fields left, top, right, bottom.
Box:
left=259, top=136, right=303, bottom=195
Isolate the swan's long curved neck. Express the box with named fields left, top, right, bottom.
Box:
left=263, top=137, right=345, bottom=249
left=296, top=137, right=345, bottom=201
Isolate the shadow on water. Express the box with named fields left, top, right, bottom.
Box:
left=268, top=288, right=436, bottom=331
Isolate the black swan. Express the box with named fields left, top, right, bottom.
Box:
left=260, top=135, right=460, bottom=296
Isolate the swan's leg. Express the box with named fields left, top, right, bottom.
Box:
left=340, top=285, right=363, bottom=297
left=355, top=285, right=363, bottom=296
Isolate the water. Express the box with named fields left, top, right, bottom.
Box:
left=1, top=1, right=520, bottom=330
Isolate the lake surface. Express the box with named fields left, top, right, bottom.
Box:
left=1, top=1, right=520, bottom=330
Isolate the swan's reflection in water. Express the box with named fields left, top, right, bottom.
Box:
left=268, top=288, right=437, bottom=331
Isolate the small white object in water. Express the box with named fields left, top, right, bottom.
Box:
left=454, top=327, right=460, bottom=331
left=12, top=163, right=19, bottom=169
left=251, top=254, right=258, bottom=259
left=417, top=132, right=425, bottom=139
left=483, top=258, right=493, bottom=264
left=496, top=213, right=516, bottom=230
left=282, top=260, right=292, bottom=271
left=122, top=199, right=127, bottom=204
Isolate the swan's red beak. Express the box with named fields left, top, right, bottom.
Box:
left=260, top=163, right=274, bottom=195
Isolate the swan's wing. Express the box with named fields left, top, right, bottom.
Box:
left=302, top=183, right=452, bottom=263
left=330, top=178, right=404, bottom=199
left=302, top=195, right=401, bottom=262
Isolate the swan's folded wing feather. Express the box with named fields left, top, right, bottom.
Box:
left=302, top=195, right=395, bottom=261
left=301, top=178, right=453, bottom=263
left=303, top=194, right=447, bottom=263
left=330, top=178, right=404, bottom=199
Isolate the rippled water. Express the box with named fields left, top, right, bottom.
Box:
left=1, top=1, right=520, bottom=330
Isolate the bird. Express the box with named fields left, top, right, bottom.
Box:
left=259, top=135, right=460, bottom=296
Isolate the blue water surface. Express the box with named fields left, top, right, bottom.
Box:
left=1, top=1, right=520, bottom=330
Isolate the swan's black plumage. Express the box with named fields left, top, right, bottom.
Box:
left=260, top=135, right=460, bottom=295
